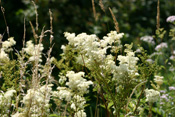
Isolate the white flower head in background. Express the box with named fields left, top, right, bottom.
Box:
left=0, top=49, right=9, bottom=61
left=154, top=75, right=164, bottom=86
left=23, top=40, right=44, bottom=62
left=74, top=110, right=87, bottom=117
left=140, top=36, right=155, bottom=45
left=166, top=16, right=175, bottom=23
left=2, top=37, right=16, bottom=50
left=145, top=89, right=160, bottom=103
left=155, top=42, right=168, bottom=51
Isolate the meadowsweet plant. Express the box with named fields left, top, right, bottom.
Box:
left=1, top=1, right=175, bottom=117
left=0, top=89, right=16, bottom=116
left=54, top=31, right=161, bottom=116
left=52, top=71, right=93, bottom=116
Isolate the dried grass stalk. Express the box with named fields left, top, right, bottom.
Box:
left=23, top=18, right=26, bottom=47
left=109, top=7, right=120, bottom=33
left=99, top=0, right=105, bottom=12
left=49, top=9, right=54, bottom=44
left=92, top=0, right=97, bottom=21
left=156, top=0, right=160, bottom=29
left=1, top=6, right=10, bottom=37
left=32, top=1, right=39, bottom=31
left=29, top=21, right=38, bottom=44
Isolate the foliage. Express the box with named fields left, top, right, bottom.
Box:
left=0, top=0, right=175, bottom=117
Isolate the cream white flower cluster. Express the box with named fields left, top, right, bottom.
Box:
left=154, top=75, right=164, bottom=86
left=53, top=87, right=72, bottom=101
left=12, top=84, right=53, bottom=117
left=74, top=110, right=87, bottom=117
left=66, top=71, right=93, bottom=94
left=145, top=89, right=160, bottom=103
left=113, top=44, right=139, bottom=83
left=63, top=31, right=139, bottom=88
left=64, top=31, right=124, bottom=69
left=53, top=71, right=93, bottom=117
left=0, top=37, right=16, bottom=61
left=23, top=40, right=44, bottom=62
left=0, top=89, right=16, bottom=116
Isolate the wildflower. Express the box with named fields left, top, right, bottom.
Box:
left=2, top=37, right=16, bottom=49
left=170, top=55, right=175, bottom=60
left=61, top=45, right=66, bottom=53
left=4, top=89, right=16, bottom=100
left=11, top=112, right=24, bottom=117
left=160, top=90, right=166, bottom=93
left=166, top=16, right=175, bottom=23
left=21, top=84, right=53, bottom=116
left=145, top=89, right=160, bottom=102
left=135, top=48, right=141, bottom=53
left=53, top=87, right=72, bottom=101
left=140, top=36, right=155, bottom=45
left=150, top=52, right=163, bottom=58
left=0, top=49, right=9, bottom=61
left=23, top=40, right=44, bottom=62
left=146, top=59, right=154, bottom=64
left=50, top=57, right=56, bottom=63
left=74, top=110, right=87, bottom=117
left=155, top=42, right=168, bottom=51
left=154, top=75, right=164, bottom=85
left=160, top=94, right=169, bottom=101
left=169, top=86, right=175, bottom=90
left=66, top=71, right=93, bottom=94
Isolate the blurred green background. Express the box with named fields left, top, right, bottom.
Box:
left=0, top=0, right=175, bottom=58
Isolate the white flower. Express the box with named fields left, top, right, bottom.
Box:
left=170, top=55, right=175, bottom=60
left=74, top=110, right=86, bottom=117
left=154, top=75, right=164, bottom=85
left=11, top=112, right=24, bottom=117
left=0, top=49, right=9, bottom=61
left=53, top=87, right=72, bottom=101
left=23, top=40, right=44, bottom=62
left=8, top=37, right=16, bottom=46
left=155, top=42, right=168, bottom=51
left=101, top=31, right=124, bottom=47
left=150, top=52, right=163, bottom=58
left=64, top=32, right=76, bottom=45
left=146, top=59, right=154, bottom=64
left=140, top=36, right=155, bottom=45
left=21, top=85, right=52, bottom=116
left=135, top=49, right=141, bottom=53
left=50, top=57, right=56, bottom=63
left=4, top=89, right=16, bottom=100
left=145, top=89, right=160, bottom=102
left=2, top=37, right=16, bottom=49
left=70, top=103, right=76, bottom=110
left=61, top=45, right=66, bottom=53
left=166, top=16, right=175, bottom=23
left=65, top=71, right=93, bottom=94
left=77, top=81, right=93, bottom=94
